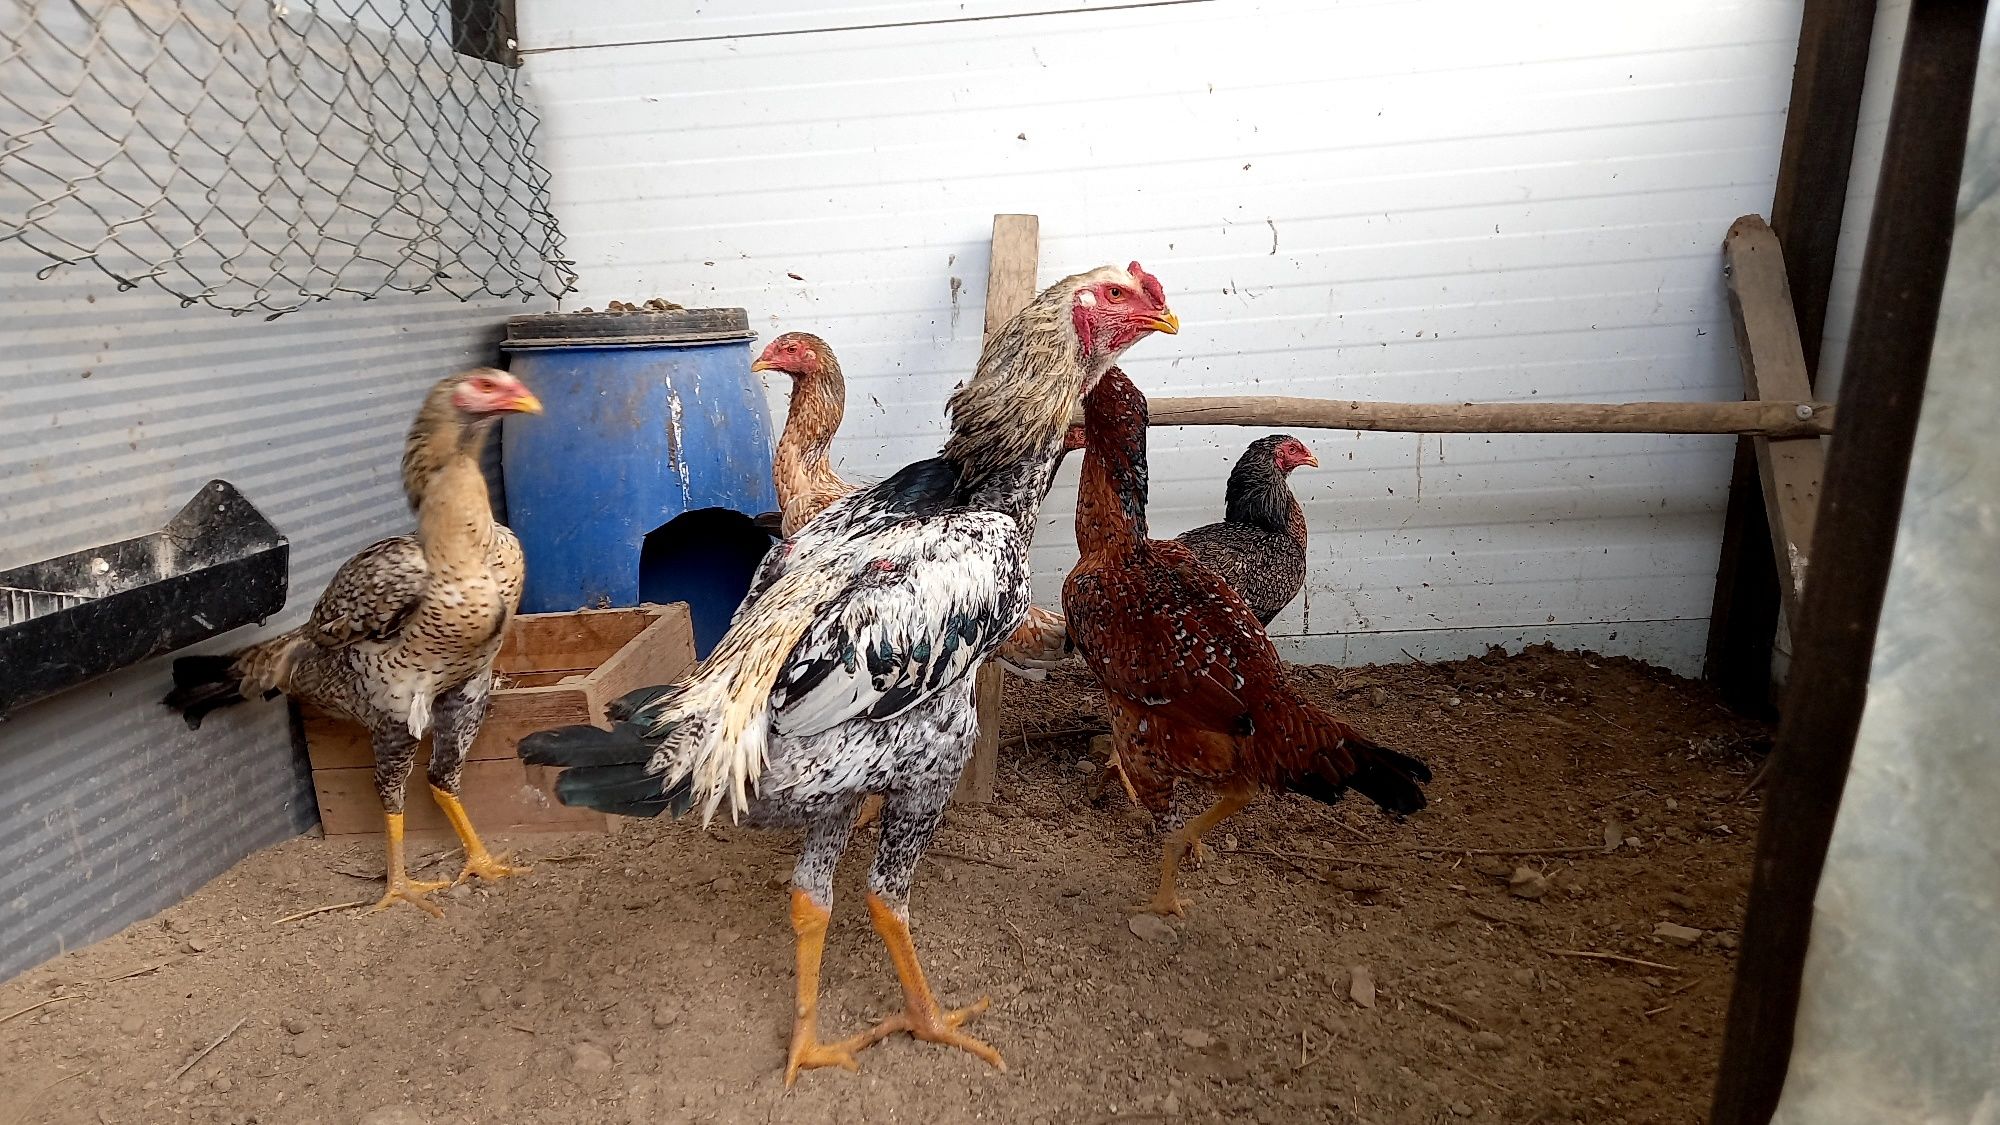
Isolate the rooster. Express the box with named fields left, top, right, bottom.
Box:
left=1063, top=369, right=1430, bottom=917
left=164, top=369, right=542, bottom=916
left=751, top=330, right=1080, bottom=680
left=1177, top=434, right=1318, bottom=626
left=520, top=264, right=1177, bottom=1083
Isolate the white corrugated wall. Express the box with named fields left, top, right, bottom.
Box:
left=517, top=0, right=1807, bottom=673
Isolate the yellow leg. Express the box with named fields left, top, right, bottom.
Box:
left=367, top=811, right=449, bottom=917
left=1133, top=785, right=1257, bottom=918
left=853, top=893, right=1005, bottom=1071
left=783, top=890, right=878, bottom=1086
left=429, top=785, right=528, bottom=885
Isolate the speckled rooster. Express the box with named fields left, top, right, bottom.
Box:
left=1063, top=368, right=1430, bottom=917
left=520, top=264, right=1177, bottom=1084
left=164, top=369, right=542, bottom=916
left=751, top=330, right=1079, bottom=679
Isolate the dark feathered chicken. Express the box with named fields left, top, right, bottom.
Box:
left=1176, top=434, right=1317, bottom=626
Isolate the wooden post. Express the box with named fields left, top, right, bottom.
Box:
left=1722, top=216, right=1825, bottom=625
left=1710, top=3, right=1986, bottom=1119
left=1704, top=0, right=1881, bottom=714
left=954, top=213, right=1040, bottom=805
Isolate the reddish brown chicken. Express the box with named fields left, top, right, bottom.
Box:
left=1063, top=369, right=1431, bottom=916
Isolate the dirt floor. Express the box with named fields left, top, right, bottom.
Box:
left=0, top=647, right=1770, bottom=1125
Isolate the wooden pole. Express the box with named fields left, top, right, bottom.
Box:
left=955, top=213, right=1040, bottom=805
left=1074, top=396, right=1832, bottom=437
left=1722, top=217, right=1825, bottom=626
left=1710, top=3, right=1986, bottom=1120
left=1705, top=0, right=1882, bottom=716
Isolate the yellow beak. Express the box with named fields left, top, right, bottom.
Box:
left=511, top=390, right=544, bottom=415
left=1148, top=310, right=1181, bottom=335
left=1301, top=452, right=1319, bottom=468
left=750, top=357, right=775, bottom=373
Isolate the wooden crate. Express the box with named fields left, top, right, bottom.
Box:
left=303, top=604, right=697, bottom=837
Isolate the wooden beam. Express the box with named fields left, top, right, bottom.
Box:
left=1074, top=396, right=1833, bottom=437
left=1722, top=216, right=1825, bottom=625
left=1710, top=3, right=1987, bottom=1120
left=1705, top=0, right=1880, bottom=713
left=956, top=213, right=1041, bottom=805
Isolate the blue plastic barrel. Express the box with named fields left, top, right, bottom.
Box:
left=501, top=307, right=779, bottom=656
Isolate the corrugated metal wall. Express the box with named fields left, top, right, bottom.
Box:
left=516, top=0, right=1807, bottom=674
left=0, top=0, right=553, bottom=981
left=0, top=239, right=538, bottom=983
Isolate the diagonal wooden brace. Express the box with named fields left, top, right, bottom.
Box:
left=1723, top=216, right=1825, bottom=628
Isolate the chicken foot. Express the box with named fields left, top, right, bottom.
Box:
left=429, top=785, right=529, bottom=885
left=1134, top=782, right=1256, bottom=917
left=367, top=811, right=449, bottom=917
left=783, top=889, right=876, bottom=1086
left=426, top=679, right=528, bottom=886
left=855, top=892, right=1005, bottom=1070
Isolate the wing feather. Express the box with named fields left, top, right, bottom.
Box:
left=304, top=536, right=430, bottom=649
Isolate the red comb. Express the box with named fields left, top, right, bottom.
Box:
left=1127, top=261, right=1165, bottom=306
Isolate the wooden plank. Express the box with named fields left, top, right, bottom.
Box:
left=313, top=755, right=610, bottom=836
left=1710, top=4, right=1986, bottom=1120
left=959, top=213, right=1040, bottom=805
left=1074, top=396, right=1833, bottom=437
left=498, top=606, right=655, bottom=670
left=1723, top=216, right=1825, bottom=625
left=585, top=602, right=699, bottom=716
left=1705, top=0, right=1879, bottom=714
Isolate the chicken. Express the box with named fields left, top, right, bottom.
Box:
left=164, top=369, right=543, bottom=916
left=519, top=264, right=1177, bottom=1084
left=1177, top=434, right=1318, bottom=626
left=1062, top=368, right=1430, bottom=917
left=750, top=331, right=1081, bottom=680
left=754, top=331, right=855, bottom=538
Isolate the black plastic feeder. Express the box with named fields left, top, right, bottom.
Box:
left=0, top=480, right=288, bottom=717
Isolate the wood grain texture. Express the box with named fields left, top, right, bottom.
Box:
left=1723, top=216, right=1824, bottom=625
left=958, top=212, right=1039, bottom=805
left=304, top=604, right=695, bottom=833
left=1068, top=396, right=1833, bottom=437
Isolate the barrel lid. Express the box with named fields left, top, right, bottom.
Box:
left=505, top=306, right=755, bottom=348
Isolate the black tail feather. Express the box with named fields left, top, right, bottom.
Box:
left=160, top=655, right=245, bottom=731
left=518, top=722, right=692, bottom=820
left=605, top=684, right=677, bottom=724
left=1288, top=738, right=1431, bottom=818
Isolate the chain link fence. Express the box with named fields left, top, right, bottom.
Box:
left=1, top=0, right=575, bottom=317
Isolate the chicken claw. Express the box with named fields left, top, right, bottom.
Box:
left=1129, top=892, right=1190, bottom=918
left=455, top=852, right=529, bottom=885
left=368, top=876, right=450, bottom=918
left=861, top=995, right=1005, bottom=1071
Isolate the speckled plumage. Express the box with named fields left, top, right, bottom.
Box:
left=169, top=372, right=526, bottom=809
left=1176, top=435, right=1311, bottom=626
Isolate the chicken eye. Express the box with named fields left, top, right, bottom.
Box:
left=1106, top=286, right=1126, bottom=302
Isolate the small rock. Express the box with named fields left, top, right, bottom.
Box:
left=1128, top=914, right=1177, bottom=943
left=1655, top=922, right=1704, bottom=947
left=1472, top=857, right=1513, bottom=879
left=1602, top=819, right=1624, bottom=851
left=1665, top=892, right=1698, bottom=912
left=1624, top=836, right=1643, bottom=849
left=358, top=1108, right=428, bottom=1125
left=1509, top=967, right=1536, bottom=987
left=714, top=928, right=740, bottom=946
left=1665, top=798, right=1679, bottom=811
left=1718, top=932, right=1740, bottom=950
left=475, top=986, right=503, bottom=1012
left=177, top=1079, right=199, bottom=1095
left=282, top=1017, right=310, bottom=1035
left=165, top=917, right=193, bottom=935
left=651, top=1007, right=680, bottom=1030
left=1161, top=1092, right=1183, bottom=1116
left=1507, top=867, right=1549, bottom=900
left=1451, top=1101, right=1474, bottom=1117
left=287, top=1038, right=313, bottom=1058
left=1073, top=758, right=1095, bottom=773
left=1369, top=687, right=1391, bottom=708
left=119, top=1016, right=145, bottom=1035
left=1349, top=965, right=1377, bottom=1009
left=1471, top=1031, right=1506, bottom=1052
left=1179, top=1029, right=1214, bottom=1050
left=569, top=1042, right=614, bottom=1074
left=212, top=1075, right=234, bottom=1093
left=446, top=883, right=472, bottom=901
left=183, top=937, right=212, bottom=953
left=710, top=876, right=737, bottom=894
